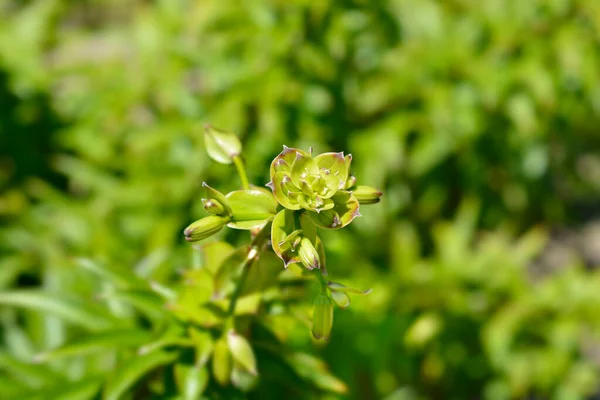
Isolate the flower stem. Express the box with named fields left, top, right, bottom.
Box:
left=225, top=222, right=271, bottom=329
left=315, top=268, right=328, bottom=294
left=233, top=155, right=250, bottom=190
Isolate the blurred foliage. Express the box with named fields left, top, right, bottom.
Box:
left=1, top=0, right=600, bottom=399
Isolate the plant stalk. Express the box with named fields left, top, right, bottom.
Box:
left=233, top=155, right=250, bottom=190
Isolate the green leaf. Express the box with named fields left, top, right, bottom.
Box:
left=331, top=291, right=351, bottom=309
left=21, top=376, right=103, bottom=400
left=199, top=241, right=235, bottom=275
left=35, top=329, right=153, bottom=362
left=227, top=331, right=257, bottom=375
left=0, top=351, right=64, bottom=388
left=188, top=328, right=214, bottom=366
left=271, top=209, right=302, bottom=267
left=0, top=290, right=118, bottom=331
left=203, top=124, right=242, bottom=164
left=212, top=337, right=231, bottom=386
left=327, top=281, right=372, bottom=295
left=226, top=189, right=278, bottom=229
left=231, top=363, right=259, bottom=392
left=241, top=251, right=282, bottom=296
left=99, top=289, right=165, bottom=321
left=285, top=352, right=347, bottom=394
left=213, top=246, right=250, bottom=299
left=307, top=191, right=360, bottom=229
left=175, top=364, right=209, bottom=400
left=103, top=350, right=177, bottom=400
left=75, top=258, right=147, bottom=288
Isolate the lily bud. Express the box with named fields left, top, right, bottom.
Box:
left=344, top=173, right=357, bottom=189
left=203, top=124, right=242, bottom=164
left=311, top=294, right=334, bottom=340
left=352, top=185, right=383, bottom=205
left=298, top=237, right=320, bottom=270
left=184, top=216, right=229, bottom=242
left=202, top=198, right=226, bottom=216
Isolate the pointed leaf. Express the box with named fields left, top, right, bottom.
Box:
left=35, top=330, right=153, bottom=362
left=175, top=364, right=209, bottom=400
left=327, top=281, right=372, bottom=295
left=331, top=291, right=351, bottom=309
left=285, top=352, right=348, bottom=394
left=212, top=337, right=232, bottom=386
left=0, top=290, right=118, bottom=331
left=226, top=189, right=278, bottom=229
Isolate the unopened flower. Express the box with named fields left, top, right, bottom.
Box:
left=311, top=293, right=334, bottom=340
left=352, top=185, right=383, bottom=205
left=183, top=215, right=229, bottom=242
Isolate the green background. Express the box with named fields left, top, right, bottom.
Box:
left=1, top=0, right=600, bottom=399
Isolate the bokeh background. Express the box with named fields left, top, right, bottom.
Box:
left=2, top=0, right=600, bottom=399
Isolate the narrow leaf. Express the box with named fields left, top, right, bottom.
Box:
left=103, top=350, right=177, bottom=400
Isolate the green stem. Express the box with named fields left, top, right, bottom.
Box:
left=225, top=222, right=271, bottom=328
left=233, top=155, right=250, bottom=190
left=315, top=268, right=328, bottom=294
left=226, top=255, right=254, bottom=318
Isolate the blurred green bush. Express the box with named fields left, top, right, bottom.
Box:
left=1, top=0, right=600, bottom=399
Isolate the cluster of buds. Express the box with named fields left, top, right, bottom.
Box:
left=183, top=125, right=382, bottom=342
left=266, top=146, right=380, bottom=340
left=267, top=146, right=381, bottom=270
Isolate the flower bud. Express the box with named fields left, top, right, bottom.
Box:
left=298, top=237, right=320, bottom=270
left=202, top=198, right=226, bottom=216
left=311, top=294, right=333, bottom=340
left=344, top=173, right=357, bottom=189
left=203, top=124, right=242, bottom=164
left=183, top=216, right=229, bottom=242
left=352, top=185, right=382, bottom=205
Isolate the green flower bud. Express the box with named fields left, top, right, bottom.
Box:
left=202, top=198, right=226, bottom=216
left=298, top=237, right=320, bottom=270
left=203, top=124, right=242, bottom=164
left=311, top=294, right=333, bottom=340
left=183, top=215, right=229, bottom=242
left=352, top=185, right=383, bottom=205
left=344, top=173, right=357, bottom=189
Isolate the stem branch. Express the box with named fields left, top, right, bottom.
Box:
left=233, top=155, right=250, bottom=190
